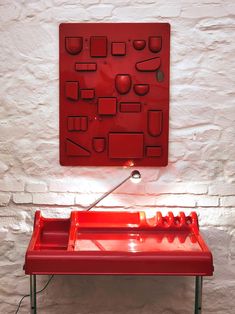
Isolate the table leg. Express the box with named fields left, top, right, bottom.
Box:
left=194, top=276, right=203, bottom=314
left=30, top=275, right=37, bottom=314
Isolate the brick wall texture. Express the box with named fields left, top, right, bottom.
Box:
left=0, top=0, right=234, bottom=313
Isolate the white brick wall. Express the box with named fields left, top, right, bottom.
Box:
left=26, top=182, right=47, bottom=193
left=0, top=0, right=234, bottom=313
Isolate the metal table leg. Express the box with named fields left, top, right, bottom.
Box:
left=194, top=276, right=203, bottom=314
left=30, top=275, right=37, bottom=314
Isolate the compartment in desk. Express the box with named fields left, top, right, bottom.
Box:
left=35, top=219, right=70, bottom=251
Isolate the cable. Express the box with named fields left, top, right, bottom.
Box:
left=35, top=275, right=54, bottom=294
left=15, top=275, right=54, bottom=314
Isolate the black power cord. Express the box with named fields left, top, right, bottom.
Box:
left=15, top=275, right=54, bottom=314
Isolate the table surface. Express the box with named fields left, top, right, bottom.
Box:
left=24, top=211, right=213, bottom=276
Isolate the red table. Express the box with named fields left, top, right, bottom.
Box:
left=24, top=211, right=213, bottom=313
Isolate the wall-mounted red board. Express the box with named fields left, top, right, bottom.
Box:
left=59, top=23, right=170, bottom=167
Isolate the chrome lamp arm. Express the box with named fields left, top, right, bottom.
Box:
left=85, top=170, right=141, bottom=211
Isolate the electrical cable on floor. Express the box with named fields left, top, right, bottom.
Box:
left=15, top=275, right=54, bottom=314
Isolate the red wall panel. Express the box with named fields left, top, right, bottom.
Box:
left=59, top=23, right=170, bottom=167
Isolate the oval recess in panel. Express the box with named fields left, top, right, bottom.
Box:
left=149, top=36, right=162, bottom=53
left=156, top=70, right=164, bottom=82
left=93, top=138, right=106, bottom=153
left=115, top=74, right=132, bottom=94
left=134, top=84, right=149, bottom=96
left=133, top=40, right=146, bottom=50
left=65, top=37, right=83, bottom=55
left=148, top=110, right=163, bottom=136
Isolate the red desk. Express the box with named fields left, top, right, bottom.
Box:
left=24, top=211, right=213, bottom=313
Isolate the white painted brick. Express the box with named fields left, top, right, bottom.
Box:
left=145, top=182, right=207, bottom=195
left=169, top=142, right=186, bottom=160
left=209, top=184, right=235, bottom=196
left=112, top=6, right=156, bottom=20
left=230, top=229, right=235, bottom=262
left=26, top=182, right=47, bottom=193
left=113, top=5, right=180, bottom=19
left=0, top=160, right=8, bottom=173
left=0, top=193, right=11, bottom=206
left=155, top=195, right=196, bottom=207
left=32, top=193, right=75, bottom=205
left=40, top=6, right=90, bottom=22
left=202, top=227, right=233, bottom=280
left=104, top=194, right=157, bottom=207
left=75, top=193, right=99, bottom=208
left=101, top=0, right=132, bottom=4
left=132, top=0, right=156, bottom=3
left=0, top=2, right=20, bottom=24
left=49, top=180, right=76, bottom=192
left=224, top=161, right=235, bottom=182
left=87, top=5, right=114, bottom=19
left=220, top=196, right=235, bottom=207
left=49, top=179, right=94, bottom=193
left=0, top=180, right=24, bottom=192
left=157, top=4, right=181, bottom=17
left=13, top=193, right=32, bottom=204
left=181, top=5, right=228, bottom=18
left=80, top=0, right=99, bottom=5
left=75, top=193, right=157, bottom=208
left=196, top=195, right=219, bottom=207
left=197, top=207, right=235, bottom=228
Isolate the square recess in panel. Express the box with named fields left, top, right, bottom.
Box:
left=60, top=23, right=170, bottom=166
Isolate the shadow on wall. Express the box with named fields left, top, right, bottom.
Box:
left=35, top=275, right=194, bottom=314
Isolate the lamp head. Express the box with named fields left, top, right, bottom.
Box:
left=130, top=170, right=141, bottom=183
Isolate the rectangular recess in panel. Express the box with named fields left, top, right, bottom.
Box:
left=120, top=102, right=141, bottom=113
left=146, top=146, right=162, bottom=157
left=67, top=116, right=88, bottom=131
left=75, top=62, right=97, bottom=71
left=65, top=81, right=79, bottom=101
left=148, top=110, right=163, bottom=136
left=98, top=97, right=117, bottom=115
left=108, top=133, right=144, bottom=159
left=81, top=89, right=95, bottom=100
left=90, top=36, right=107, bottom=57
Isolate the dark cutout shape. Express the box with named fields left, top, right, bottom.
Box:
left=133, top=40, right=146, bottom=50
left=65, top=81, right=79, bottom=101
left=65, top=37, right=83, bottom=55
left=90, top=36, right=107, bottom=57
left=149, top=36, right=162, bottom=53
left=75, top=63, right=97, bottom=71
left=134, top=84, right=149, bottom=96
left=66, top=139, right=90, bottom=156
left=93, top=138, right=106, bottom=153
left=148, top=110, right=163, bottom=136
left=136, top=57, right=161, bottom=72
left=115, top=74, right=132, bottom=94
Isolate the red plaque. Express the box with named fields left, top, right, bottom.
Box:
left=59, top=23, right=170, bottom=166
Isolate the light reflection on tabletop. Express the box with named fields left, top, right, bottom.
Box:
left=74, top=231, right=201, bottom=252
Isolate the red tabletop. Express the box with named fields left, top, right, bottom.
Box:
left=24, top=211, right=213, bottom=276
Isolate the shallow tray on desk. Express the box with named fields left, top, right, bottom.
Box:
left=24, top=211, right=213, bottom=276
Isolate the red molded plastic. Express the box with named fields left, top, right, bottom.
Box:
left=59, top=23, right=170, bottom=166
left=24, top=211, right=213, bottom=275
